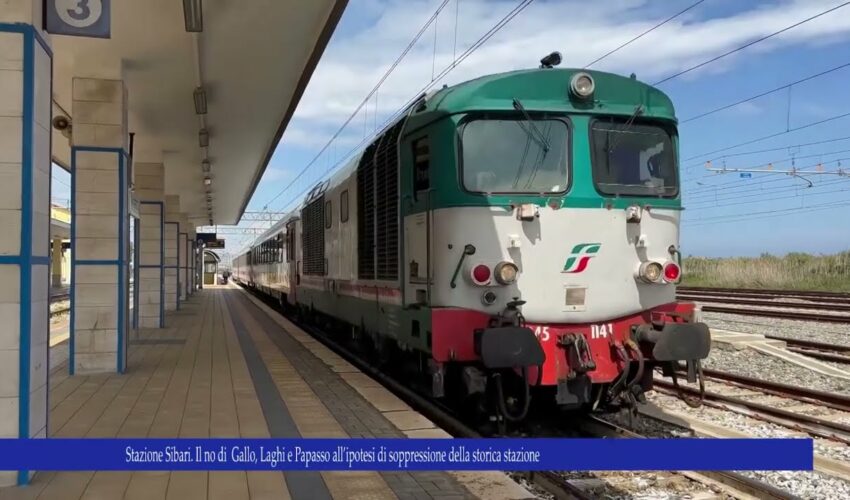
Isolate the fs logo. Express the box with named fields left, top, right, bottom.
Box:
left=562, top=243, right=601, bottom=273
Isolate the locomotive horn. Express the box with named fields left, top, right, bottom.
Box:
left=539, top=51, right=562, bottom=69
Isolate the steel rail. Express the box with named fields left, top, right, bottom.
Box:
left=578, top=417, right=801, bottom=500
left=698, top=305, right=850, bottom=323
left=677, top=294, right=850, bottom=312
left=678, top=286, right=850, bottom=300
left=654, top=380, right=850, bottom=444
left=694, top=367, right=850, bottom=412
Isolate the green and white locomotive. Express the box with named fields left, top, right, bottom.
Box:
left=234, top=57, right=711, bottom=421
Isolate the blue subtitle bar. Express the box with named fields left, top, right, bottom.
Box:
left=0, top=438, right=813, bottom=471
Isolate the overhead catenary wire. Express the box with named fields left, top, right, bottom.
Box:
left=681, top=111, right=850, bottom=163
left=258, top=0, right=453, bottom=210
left=681, top=134, right=850, bottom=171
left=686, top=178, right=850, bottom=210
left=232, top=0, right=455, bottom=253
left=684, top=148, right=850, bottom=194
left=264, top=0, right=536, bottom=217
left=653, top=1, right=850, bottom=85
left=236, top=0, right=537, bottom=256
left=682, top=200, right=850, bottom=227
left=679, top=61, right=850, bottom=124
left=686, top=171, right=845, bottom=202
left=584, top=0, right=706, bottom=68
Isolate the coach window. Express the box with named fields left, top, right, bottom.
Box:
left=325, top=200, right=332, bottom=229
left=413, top=136, right=430, bottom=193
left=340, top=190, right=349, bottom=223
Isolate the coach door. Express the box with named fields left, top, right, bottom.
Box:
left=286, top=220, right=298, bottom=305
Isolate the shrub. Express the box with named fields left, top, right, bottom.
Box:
left=682, top=251, right=850, bottom=292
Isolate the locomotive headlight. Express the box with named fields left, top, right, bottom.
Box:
left=494, top=261, right=518, bottom=285
left=570, top=72, right=595, bottom=99
left=638, top=261, right=663, bottom=283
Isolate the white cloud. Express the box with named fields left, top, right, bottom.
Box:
left=280, top=0, right=850, bottom=144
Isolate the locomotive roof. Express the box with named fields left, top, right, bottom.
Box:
left=241, top=68, right=676, bottom=255
left=416, top=68, right=676, bottom=121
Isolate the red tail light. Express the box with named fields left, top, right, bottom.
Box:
left=664, top=262, right=681, bottom=282
left=472, top=264, right=491, bottom=285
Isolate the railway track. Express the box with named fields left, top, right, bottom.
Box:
left=50, top=307, right=70, bottom=317
left=677, top=286, right=850, bottom=322
left=765, top=336, right=850, bottom=365
left=677, top=294, right=850, bottom=312
left=239, top=284, right=798, bottom=500
left=696, top=304, right=850, bottom=323
left=655, top=378, right=850, bottom=444
left=697, top=367, right=850, bottom=412
left=679, top=286, right=850, bottom=301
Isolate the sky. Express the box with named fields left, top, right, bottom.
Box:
left=52, top=0, right=850, bottom=258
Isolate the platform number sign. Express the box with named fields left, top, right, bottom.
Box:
left=45, top=0, right=111, bottom=39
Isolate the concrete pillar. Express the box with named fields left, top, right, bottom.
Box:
left=177, top=214, right=188, bottom=302
left=135, top=163, right=164, bottom=328
left=70, top=76, right=130, bottom=376
left=0, top=3, right=52, bottom=486
left=51, top=238, right=62, bottom=287
left=187, top=225, right=196, bottom=295
left=164, top=195, right=180, bottom=312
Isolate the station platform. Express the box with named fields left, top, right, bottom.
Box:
left=5, top=286, right=531, bottom=500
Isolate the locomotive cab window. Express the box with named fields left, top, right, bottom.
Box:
left=460, top=117, right=569, bottom=194
left=325, top=200, right=332, bottom=228
left=413, top=136, right=430, bottom=192
left=340, top=190, right=349, bottom=223
left=591, top=120, right=678, bottom=197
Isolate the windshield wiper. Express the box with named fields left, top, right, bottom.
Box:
left=606, top=104, right=643, bottom=156
left=512, top=98, right=550, bottom=153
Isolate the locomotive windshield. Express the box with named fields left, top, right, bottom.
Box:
left=460, top=118, right=569, bottom=194
left=590, top=120, right=678, bottom=197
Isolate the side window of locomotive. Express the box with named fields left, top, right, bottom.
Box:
left=461, top=118, right=569, bottom=193
left=413, top=136, right=430, bottom=193
left=325, top=200, right=332, bottom=229
left=340, top=190, right=349, bottom=223
left=590, top=120, right=678, bottom=197
left=286, top=230, right=294, bottom=262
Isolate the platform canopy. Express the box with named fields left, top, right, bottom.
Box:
left=50, top=0, right=348, bottom=225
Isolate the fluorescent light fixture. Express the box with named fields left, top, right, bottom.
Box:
left=193, top=87, right=207, bottom=115
left=183, top=0, right=203, bottom=32
left=201, top=159, right=210, bottom=173
left=204, top=177, right=211, bottom=186
left=198, top=128, right=209, bottom=147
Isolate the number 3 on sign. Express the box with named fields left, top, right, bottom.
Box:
left=56, top=0, right=102, bottom=28
left=533, top=326, right=550, bottom=342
